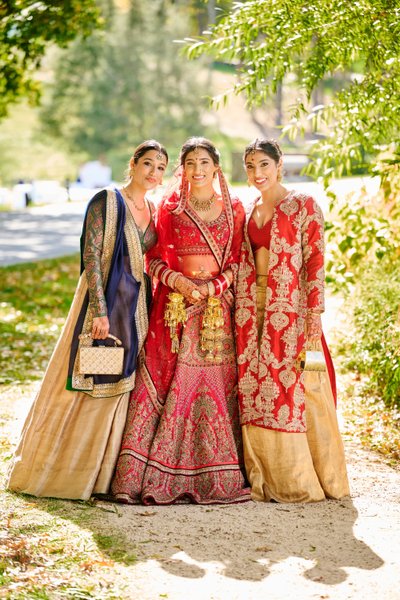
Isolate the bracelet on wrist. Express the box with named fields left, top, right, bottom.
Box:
left=207, top=281, right=215, bottom=297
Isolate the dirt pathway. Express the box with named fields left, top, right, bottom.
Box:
left=2, top=381, right=399, bottom=600
left=99, top=440, right=400, bottom=600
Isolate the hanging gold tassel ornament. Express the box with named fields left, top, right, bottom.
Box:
left=164, top=292, right=187, bottom=353
left=200, top=297, right=224, bottom=363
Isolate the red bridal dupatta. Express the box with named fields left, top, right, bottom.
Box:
left=111, top=170, right=251, bottom=504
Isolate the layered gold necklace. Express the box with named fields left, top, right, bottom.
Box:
left=189, top=193, right=215, bottom=212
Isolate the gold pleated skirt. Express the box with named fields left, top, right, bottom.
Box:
left=7, top=275, right=130, bottom=500
left=242, top=273, right=350, bottom=503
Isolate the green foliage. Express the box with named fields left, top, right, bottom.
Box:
left=0, top=1, right=101, bottom=118
left=0, top=100, right=86, bottom=185
left=0, top=255, right=80, bottom=385
left=40, top=1, right=208, bottom=172
left=328, top=148, right=400, bottom=411
left=184, top=0, right=400, bottom=183
left=325, top=194, right=395, bottom=293
left=338, top=255, right=400, bottom=410
left=325, top=145, right=400, bottom=293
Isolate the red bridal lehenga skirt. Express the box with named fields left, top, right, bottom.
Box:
left=111, top=297, right=251, bottom=505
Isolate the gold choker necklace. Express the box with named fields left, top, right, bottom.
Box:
left=189, top=193, right=215, bottom=212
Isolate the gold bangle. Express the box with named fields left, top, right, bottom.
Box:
left=207, top=281, right=215, bottom=297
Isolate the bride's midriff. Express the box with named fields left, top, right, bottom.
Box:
left=254, top=247, right=269, bottom=277
left=179, top=254, right=220, bottom=279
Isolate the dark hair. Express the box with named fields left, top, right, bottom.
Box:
left=179, top=136, right=220, bottom=166
left=133, top=139, right=168, bottom=164
left=243, top=138, right=282, bottom=164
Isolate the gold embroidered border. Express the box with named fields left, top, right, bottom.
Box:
left=124, top=205, right=149, bottom=354
left=120, top=448, right=243, bottom=476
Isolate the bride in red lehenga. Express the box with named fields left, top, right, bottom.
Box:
left=111, top=137, right=251, bottom=504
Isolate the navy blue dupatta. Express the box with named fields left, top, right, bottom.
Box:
left=67, top=190, right=141, bottom=394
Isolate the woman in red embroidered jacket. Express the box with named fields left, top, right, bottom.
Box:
left=111, top=137, right=251, bottom=504
left=235, top=138, right=349, bottom=503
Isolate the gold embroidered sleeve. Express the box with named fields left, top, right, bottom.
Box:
left=83, top=197, right=107, bottom=318
left=301, top=197, right=325, bottom=312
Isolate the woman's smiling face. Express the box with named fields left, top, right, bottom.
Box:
left=184, top=148, right=218, bottom=191
left=131, top=149, right=167, bottom=190
left=245, top=150, right=281, bottom=192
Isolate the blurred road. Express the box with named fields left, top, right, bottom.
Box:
left=0, top=178, right=379, bottom=267
left=0, top=201, right=87, bottom=266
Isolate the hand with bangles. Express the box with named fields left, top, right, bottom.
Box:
left=305, top=311, right=322, bottom=344
left=199, top=268, right=233, bottom=299
left=174, top=274, right=207, bottom=304
left=92, top=315, right=110, bottom=340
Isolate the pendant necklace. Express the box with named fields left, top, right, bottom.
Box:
left=123, top=187, right=147, bottom=211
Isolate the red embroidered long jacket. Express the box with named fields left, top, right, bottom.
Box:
left=235, top=191, right=333, bottom=433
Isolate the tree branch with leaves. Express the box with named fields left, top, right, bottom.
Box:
left=184, top=0, right=400, bottom=185
left=0, top=0, right=101, bottom=118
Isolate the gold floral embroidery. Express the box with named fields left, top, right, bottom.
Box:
left=270, top=312, right=289, bottom=331
left=238, top=371, right=259, bottom=400
left=278, top=368, right=297, bottom=390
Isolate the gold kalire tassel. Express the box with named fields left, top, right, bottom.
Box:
left=164, top=292, right=187, bottom=353
left=200, top=297, right=224, bottom=363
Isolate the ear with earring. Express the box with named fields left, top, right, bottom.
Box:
left=277, top=161, right=283, bottom=182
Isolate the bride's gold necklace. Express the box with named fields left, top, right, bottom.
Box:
left=123, top=187, right=147, bottom=211
left=189, top=193, right=215, bottom=212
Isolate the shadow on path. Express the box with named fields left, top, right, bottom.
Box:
left=24, top=494, right=383, bottom=585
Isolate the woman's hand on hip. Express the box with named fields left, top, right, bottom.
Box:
left=92, top=315, right=110, bottom=339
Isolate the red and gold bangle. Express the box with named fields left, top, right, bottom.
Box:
left=148, top=259, right=180, bottom=290
left=212, top=273, right=230, bottom=296
left=148, top=258, right=164, bottom=279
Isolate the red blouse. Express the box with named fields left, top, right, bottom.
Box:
left=248, top=216, right=273, bottom=251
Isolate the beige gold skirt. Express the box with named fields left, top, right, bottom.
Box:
left=7, top=275, right=129, bottom=500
